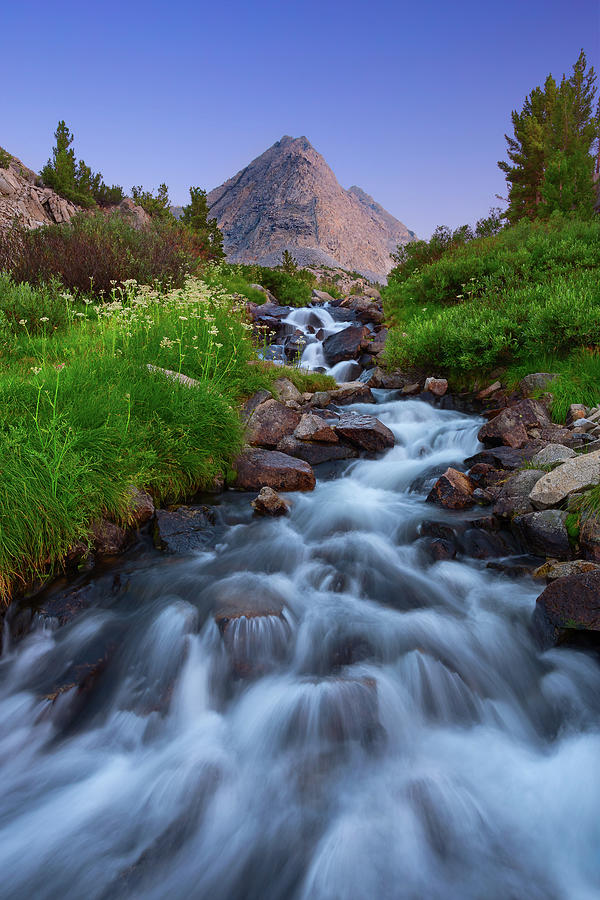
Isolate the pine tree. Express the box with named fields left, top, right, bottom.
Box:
left=41, top=120, right=123, bottom=208
left=181, top=187, right=224, bottom=260
left=499, top=51, right=599, bottom=222
left=281, top=249, right=298, bottom=273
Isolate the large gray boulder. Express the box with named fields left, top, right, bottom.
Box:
left=529, top=450, right=600, bottom=510
left=530, top=444, right=576, bottom=466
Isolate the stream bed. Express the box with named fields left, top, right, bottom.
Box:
left=1, top=392, right=600, bottom=898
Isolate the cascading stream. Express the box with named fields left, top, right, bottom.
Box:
left=1, top=322, right=600, bottom=899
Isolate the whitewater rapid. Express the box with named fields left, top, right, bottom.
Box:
left=0, top=391, right=600, bottom=899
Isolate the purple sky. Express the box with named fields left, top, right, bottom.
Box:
left=2, top=0, right=598, bottom=237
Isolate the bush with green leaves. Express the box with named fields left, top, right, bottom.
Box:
left=0, top=212, right=203, bottom=296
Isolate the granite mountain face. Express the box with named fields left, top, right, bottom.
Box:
left=207, top=136, right=414, bottom=282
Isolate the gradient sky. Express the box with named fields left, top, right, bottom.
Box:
left=2, top=0, right=598, bottom=237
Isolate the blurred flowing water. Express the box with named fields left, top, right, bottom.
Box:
left=1, top=391, right=600, bottom=897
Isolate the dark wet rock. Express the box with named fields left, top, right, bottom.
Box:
left=466, top=462, right=499, bottom=486
left=277, top=435, right=358, bottom=466
left=423, top=538, right=457, bottom=562
left=533, top=571, right=600, bottom=649
left=234, top=448, right=316, bottom=491
left=154, top=506, right=217, bottom=554
left=493, top=470, right=545, bottom=519
left=240, top=389, right=273, bottom=425
left=538, top=425, right=583, bottom=448
left=465, top=446, right=537, bottom=471
left=91, top=519, right=130, bottom=556
left=283, top=331, right=309, bottom=361
left=427, top=468, right=475, bottom=510
left=477, top=400, right=550, bottom=448
left=363, top=329, right=388, bottom=355
left=424, top=377, right=448, bottom=397
left=322, top=325, right=366, bottom=365
left=333, top=412, right=395, bottom=454
left=472, top=487, right=494, bottom=505
left=486, top=558, right=539, bottom=578
left=420, top=521, right=460, bottom=543
left=327, top=306, right=357, bottom=323
left=342, top=295, right=384, bottom=325
left=294, top=413, right=339, bottom=442
left=245, top=399, right=301, bottom=448
left=513, top=510, right=571, bottom=559
left=251, top=486, right=290, bottom=517
left=359, top=366, right=404, bottom=389
left=461, top=528, right=516, bottom=559
left=533, top=559, right=600, bottom=582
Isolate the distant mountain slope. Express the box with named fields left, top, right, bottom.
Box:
left=207, top=136, right=414, bottom=282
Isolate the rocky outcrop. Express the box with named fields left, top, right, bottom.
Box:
left=207, top=135, right=414, bottom=282
left=0, top=153, right=79, bottom=229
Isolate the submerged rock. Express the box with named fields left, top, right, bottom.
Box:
left=154, top=506, right=217, bottom=554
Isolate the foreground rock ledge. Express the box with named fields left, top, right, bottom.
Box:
left=234, top=448, right=316, bottom=492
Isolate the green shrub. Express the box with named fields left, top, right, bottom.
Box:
left=0, top=147, right=10, bottom=169
left=0, top=212, right=203, bottom=296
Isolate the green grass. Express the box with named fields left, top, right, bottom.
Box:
left=0, top=275, right=282, bottom=601
left=383, top=217, right=600, bottom=421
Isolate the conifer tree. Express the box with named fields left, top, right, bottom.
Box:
left=499, top=51, right=599, bottom=222
left=180, top=186, right=224, bottom=260
left=41, top=120, right=123, bottom=207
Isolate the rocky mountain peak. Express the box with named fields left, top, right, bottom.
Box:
left=207, top=136, right=413, bottom=282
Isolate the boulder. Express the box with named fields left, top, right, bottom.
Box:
left=529, top=450, right=600, bottom=510
left=519, top=373, right=558, bottom=396
left=234, top=449, right=316, bottom=491
left=154, top=506, right=217, bottom=554
left=363, top=329, right=388, bottom=355
left=277, top=435, right=358, bottom=465
left=477, top=399, right=551, bottom=447
left=245, top=399, right=301, bottom=448
left=427, top=468, right=475, bottom=509
left=328, top=382, right=375, bottom=405
left=532, top=571, right=600, bottom=649
left=359, top=366, right=404, bottom=389
left=333, top=413, right=395, bottom=453
left=322, top=325, right=366, bottom=365
left=465, top=446, right=535, bottom=470
left=251, top=486, right=290, bottom=516
left=533, top=559, right=600, bottom=581
left=512, top=509, right=571, bottom=559
left=424, top=377, right=448, bottom=397
left=294, top=413, right=339, bottom=442
left=402, top=382, right=421, bottom=395
left=116, top=197, right=151, bottom=229
left=343, top=296, right=384, bottom=325
left=272, top=377, right=302, bottom=404
left=493, top=470, right=545, bottom=518
left=531, top=444, right=576, bottom=467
